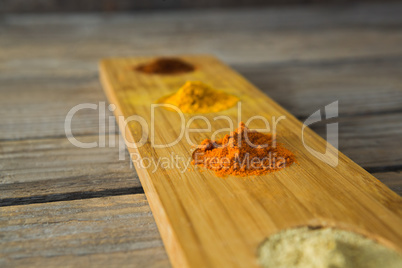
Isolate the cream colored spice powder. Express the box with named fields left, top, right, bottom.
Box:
left=258, top=227, right=402, bottom=268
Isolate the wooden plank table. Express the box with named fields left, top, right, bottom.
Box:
left=1, top=2, right=402, bottom=267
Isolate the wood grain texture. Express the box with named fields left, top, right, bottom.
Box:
left=1, top=59, right=402, bottom=196
left=1, top=4, right=402, bottom=266
left=0, top=77, right=108, bottom=141
left=0, top=133, right=400, bottom=203
left=1, top=0, right=398, bottom=13
left=100, top=55, right=402, bottom=268
left=235, top=57, right=402, bottom=118
left=2, top=3, right=402, bottom=66
left=375, top=171, right=402, bottom=196
left=0, top=135, right=130, bottom=184
left=0, top=194, right=170, bottom=268
left=1, top=57, right=402, bottom=140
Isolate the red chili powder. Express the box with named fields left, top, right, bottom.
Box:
left=136, top=57, right=195, bottom=74
left=192, top=122, right=296, bottom=177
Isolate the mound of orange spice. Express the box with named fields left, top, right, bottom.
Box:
left=192, top=122, right=296, bottom=177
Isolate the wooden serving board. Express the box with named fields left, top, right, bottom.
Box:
left=99, top=55, right=402, bottom=268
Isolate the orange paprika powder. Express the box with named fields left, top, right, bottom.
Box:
left=192, top=122, right=296, bottom=177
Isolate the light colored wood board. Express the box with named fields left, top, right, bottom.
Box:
left=100, top=55, right=402, bottom=268
left=0, top=194, right=170, bottom=268
left=0, top=6, right=401, bottom=267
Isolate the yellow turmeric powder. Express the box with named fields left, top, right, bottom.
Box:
left=158, top=81, right=238, bottom=113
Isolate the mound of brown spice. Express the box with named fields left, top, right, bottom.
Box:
left=136, top=57, right=195, bottom=74
left=192, top=122, right=296, bottom=177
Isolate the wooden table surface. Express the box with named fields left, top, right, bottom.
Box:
left=1, top=2, right=402, bottom=267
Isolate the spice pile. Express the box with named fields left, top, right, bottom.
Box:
left=192, top=122, right=296, bottom=177
left=258, top=227, right=402, bottom=268
left=158, top=81, right=239, bottom=113
left=136, top=57, right=195, bottom=74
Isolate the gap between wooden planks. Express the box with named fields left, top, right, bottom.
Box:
left=99, top=55, right=402, bottom=268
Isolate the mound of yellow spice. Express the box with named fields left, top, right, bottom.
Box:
left=158, top=81, right=239, bottom=113
left=192, top=122, right=296, bottom=177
